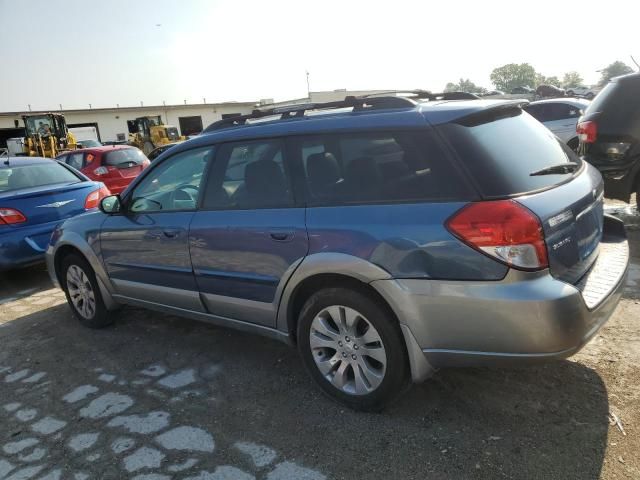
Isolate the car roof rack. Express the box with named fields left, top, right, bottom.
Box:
left=202, top=90, right=480, bottom=133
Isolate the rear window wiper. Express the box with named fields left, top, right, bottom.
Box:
left=530, top=162, right=579, bottom=176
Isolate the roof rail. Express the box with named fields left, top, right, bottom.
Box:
left=202, top=90, right=480, bottom=133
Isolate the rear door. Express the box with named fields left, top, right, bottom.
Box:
left=100, top=146, right=211, bottom=310
left=189, top=138, right=308, bottom=327
left=438, top=108, right=604, bottom=284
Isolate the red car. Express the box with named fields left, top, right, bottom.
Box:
left=56, top=146, right=150, bottom=195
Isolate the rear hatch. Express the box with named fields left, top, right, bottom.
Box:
left=437, top=105, right=604, bottom=283
left=103, top=148, right=147, bottom=178
left=0, top=180, right=99, bottom=251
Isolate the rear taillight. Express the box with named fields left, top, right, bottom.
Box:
left=0, top=208, right=27, bottom=225
left=446, top=200, right=549, bottom=271
left=85, top=186, right=111, bottom=210
left=93, top=166, right=109, bottom=175
left=577, top=120, right=597, bottom=143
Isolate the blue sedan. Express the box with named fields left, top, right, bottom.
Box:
left=0, top=157, right=109, bottom=271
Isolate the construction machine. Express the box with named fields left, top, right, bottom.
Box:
left=127, top=115, right=184, bottom=155
left=22, top=113, right=77, bottom=158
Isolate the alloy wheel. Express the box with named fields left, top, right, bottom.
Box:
left=66, top=265, right=96, bottom=320
left=309, top=305, right=387, bottom=395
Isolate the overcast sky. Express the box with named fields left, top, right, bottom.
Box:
left=0, top=0, right=638, bottom=111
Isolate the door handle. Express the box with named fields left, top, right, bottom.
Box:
left=269, top=230, right=294, bottom=241
left=163, top=229, right=181, bottom=238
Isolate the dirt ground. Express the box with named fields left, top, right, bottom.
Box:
left=0, top=203, right=638, bottom=480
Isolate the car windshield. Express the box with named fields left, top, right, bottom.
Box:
left=103, top=148, right=146, bottom=167
left=0, top=162, right=80, bottom=192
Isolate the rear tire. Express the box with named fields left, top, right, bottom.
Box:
left=567, top=90, right=574, bottom=96
left=585, top=92, right=595, bottom=100
left=61, top=254, right=113, bottom=329
left=297, top=287, right=409, bottom=412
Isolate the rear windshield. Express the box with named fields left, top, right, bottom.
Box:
left=103, top=148, right=146, bottom=167
left=0, top=163, right=80, bottom=192
left=438, top=108, right=580, bottom=198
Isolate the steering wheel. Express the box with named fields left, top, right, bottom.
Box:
left=169, top=184, right=199, bottom=207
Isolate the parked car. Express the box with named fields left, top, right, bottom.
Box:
left=147, top=142, right=180, bottom=162
left=523, top=98, right=590, bottom=150
left=0, top=157, right=109, bottom=271
left=47, top=94, right=629, bottom=411
left=480, top=90, right=505, bottom=96
left=566, top=86, right=599, bottom=99
left=578, top=72, right=640, bottom=208
left=511, top=86, right=535, bottom=94
left=56, top=145, right=150, bottom=195
left=536, top=84, right=566, bottom=98
left=77, top=139, right=102, bottom=148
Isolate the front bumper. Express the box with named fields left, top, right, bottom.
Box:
left=373, top=216, right=629, bottom=373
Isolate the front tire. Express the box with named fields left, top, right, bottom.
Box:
left=297, top=287, right=409, bottom=411
left=61, top=254, right=113, bottom=329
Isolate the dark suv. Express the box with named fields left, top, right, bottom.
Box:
left=46, top=92, right=629, bottom=411
left=578, top=72, right=640, bottom=208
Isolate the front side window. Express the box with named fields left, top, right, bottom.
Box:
left=129, top=147, right=212, bottom=213
left=202, top=139, right=292, bottom=210
left=292, top=130, right=471, bottom=205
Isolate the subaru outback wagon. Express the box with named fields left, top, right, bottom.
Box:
left=47, top=92, right=629, bottom=411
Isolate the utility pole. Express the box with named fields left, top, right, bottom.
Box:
left=306, top=71, right=311, bottom=101
left=89, top=103, right=92, bottom=109
left=59, top=104, right=62, bottom=111
left=28, top=104, right=31, bottom=112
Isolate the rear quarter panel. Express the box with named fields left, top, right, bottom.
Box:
left=305, top=203, right=509, bottom=280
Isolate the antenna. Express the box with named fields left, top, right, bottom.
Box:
left=631, top=55, right=640, bottom=71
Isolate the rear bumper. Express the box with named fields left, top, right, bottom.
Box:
left=584, top=154, right=639, bottom=202
left=0, top=221, right=59, bottom=271
left=372, top=215, right=629, bottom=375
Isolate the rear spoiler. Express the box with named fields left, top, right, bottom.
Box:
left=454, top=100, right=529, bottom=127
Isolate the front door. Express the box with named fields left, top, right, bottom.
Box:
left=189, top=138, right=308, bottom=327
left=100, top=146, right=213, bottom=311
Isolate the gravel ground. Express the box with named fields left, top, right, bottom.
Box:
left=0, top=203, right=637, bottom=480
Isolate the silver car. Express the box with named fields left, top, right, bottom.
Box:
left=524, top=98, right=591, bottom=151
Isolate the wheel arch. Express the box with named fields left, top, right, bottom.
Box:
left=284, top=273, right=397, bottom=343
left=52, top=236, right=119, bottom=310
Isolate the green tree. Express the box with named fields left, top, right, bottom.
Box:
left=444, top=78, right=487, bottom=94
left=561, top=71, right=584, bottom=88
left=598, top=61, right=634, bottom=86
left=490, top=63, right=537, bottom=92
left=536, top=74, right=561, bottom=87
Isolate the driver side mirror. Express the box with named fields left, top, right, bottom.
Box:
left=100, top=195, right=121, bottom=214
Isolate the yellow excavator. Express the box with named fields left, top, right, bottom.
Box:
left=127, top=115, right=185, bottom=155
left=22, top=113, right=77, bottom=158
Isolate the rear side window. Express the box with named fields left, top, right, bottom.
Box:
left=0, top=163, right=80, bottom=192
left=291, top=130, right=473, bottom=205
left=104, top=148, right=146, bottom=167
left=438, top=109, right=579, bottom=198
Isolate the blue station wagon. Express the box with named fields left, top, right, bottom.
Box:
left=46, top=92, right=629, bottom=410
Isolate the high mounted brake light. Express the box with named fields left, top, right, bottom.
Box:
left=446, top=200, right=549, bottom=271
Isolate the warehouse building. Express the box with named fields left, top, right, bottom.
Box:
left=0, top=89, right=393, bottom=148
